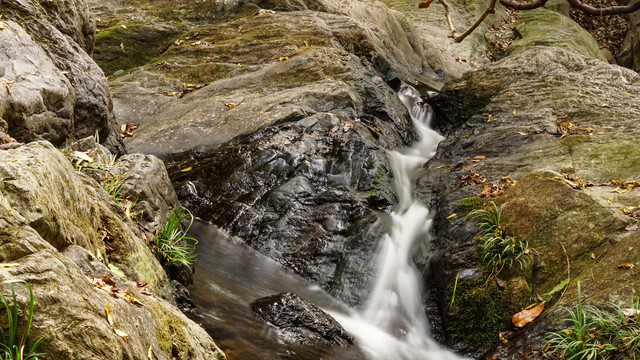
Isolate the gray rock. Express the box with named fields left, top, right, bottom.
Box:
left=1, top=0, right=124, bottom=153
left=251, top=292, right=353, bottom=347
left=0, top=141, right=225, bottom=359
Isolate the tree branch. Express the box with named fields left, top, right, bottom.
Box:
left=453, top=0, right=497, bottom=42
left=566, top=0, right=640, bottom=15
left=437, top=0, right=458, bottom=38
left=499, top=0, right=548, bottom=10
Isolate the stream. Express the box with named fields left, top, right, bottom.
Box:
left=188, top=85, right=462, bottom=359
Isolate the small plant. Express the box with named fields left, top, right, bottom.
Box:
left=0, top=279, right=46, bottom=360
left=468, top=202, right=534, bottom=277
left=102, top=174, right=124, bottom=203
left=154, top=207, right=197, bottom=268
left=545, top=282, right=640, bottom=359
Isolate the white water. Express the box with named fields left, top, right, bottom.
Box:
left=333, top=85, right=462, bottom=360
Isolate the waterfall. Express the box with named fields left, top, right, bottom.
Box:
left=332, top=84, right=462, bottom=360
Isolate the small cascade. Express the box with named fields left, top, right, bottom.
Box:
left=333, top=84, right=461, bottom=359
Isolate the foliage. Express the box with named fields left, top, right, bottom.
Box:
left=0, top=280, right=46, bottom=360
left=457, top=196, right=485, bottom=214
left=101, top=174, right=124, bottom=203
left=468, top=202, right=534, bottom=273
left=545, top=282, right=640, bottom=359
left=154, top=207, right=197, bottom=268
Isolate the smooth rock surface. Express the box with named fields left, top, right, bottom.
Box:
left=251, top=292, right=354, bottom=347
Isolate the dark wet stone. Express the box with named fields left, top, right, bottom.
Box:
left=251, top=292, right=353, bottom=347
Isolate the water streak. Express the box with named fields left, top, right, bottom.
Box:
left=334, top=84, right=461, bottom=359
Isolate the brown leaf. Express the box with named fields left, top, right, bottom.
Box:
left=626, top=223, right=639, bottom=232
left=512, top=302, right=545, bottom=328
left=418, top=0, right=433, bottom=8
left=618, top=263, right=635, bottom=270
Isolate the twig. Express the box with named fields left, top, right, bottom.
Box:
left=437, top=0, right=458, bottom=38
left=453, top=0, right=497, bottom=43
left=553, top=242, right=571, bottom=309
left=293, top=225, right=322, bottom=254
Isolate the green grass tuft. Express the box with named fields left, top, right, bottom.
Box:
left=0, top=279, right=46, bottom=360
left=154, top=207, right=198, bottom=268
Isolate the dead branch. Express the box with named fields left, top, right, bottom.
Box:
left=567, top=0, right=640, bottom=15
left=437, top=0, right=498, bottom=43
left=499, top=0, right=548, bottom=10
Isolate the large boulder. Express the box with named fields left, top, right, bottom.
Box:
left=0, top=0, right=124, bottom=153
left=422, top=46, right=640, bottom=357
left=0, top=140, right=225, bottom=359
left=507, top=9, right=606, bottom=61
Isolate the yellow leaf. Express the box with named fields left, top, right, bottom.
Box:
left=0, top=263, right=19, bottom=268
left=618, top=263, right=635, bottom=270
left=180, top=167, right=192, bottom=172
left=608, top=198, right=612, bottom=204
left=513, top=109, right=517, bottom=115
left=512, top=302, right=545, bottom=327
left=105, top=302, right=114, bottom=326
left=446, top=214, right=457, bottom=219
left=591, top=253, right=596, bottom=260
left=517, top=132, right=529, bottom=136
left=0, top=22, right=4, bottom=30
left=487, top=114, right=492, bottom=122
left=120, top=24, right=127, bottom=29
left=627, top=92, right=633, bottom=95
left=147, top=346, right=153, bottom=360
left=436, top=164, right=446, bottom=169
left=114, top=328, right=129, bottom=341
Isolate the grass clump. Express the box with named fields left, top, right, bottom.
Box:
left=153, top=207, right=197, bottom=268
left=468, top=202, right=535, bottom=278
left=546, top=282, right=640, bottom=359
left=0, top=279, right=46, bottom=360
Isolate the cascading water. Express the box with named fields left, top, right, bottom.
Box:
left=332, top=84, right=462, bottom=360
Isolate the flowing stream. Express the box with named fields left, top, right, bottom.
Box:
left=188, top=84, right=462, bottom=359
left=331, top=84, right=460, bottom=359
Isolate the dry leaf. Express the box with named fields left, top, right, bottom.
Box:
left=0, top=263, right=19, bottom=268
left=0, top=22, right=4, bottom=30
left=512, top=302, right=545, bottom=327
left=174, top=39, right=184, bottom=45
left=446, top=213, right=457, bottom=219
left=626, top=223, right=639, bottom=232
left=105, top=302, right=114, bottom=326
left=513, top=109, right=517, bottom=115
left=114, top=328, right=129, bottom=341
left=224, top=98, right=245, bottom=109
left=618, top=263, right=635, bottom=270
left=180, top=167, right=192, bottom=172
left=436, top=164, right=446, bottom=169
left=120, top=42, right=124, bottom=50
left=71, top=150, right=94, bottom=163
left=148, top=346, right=153, bottom=360
left=418, top=0, right=434, bottom=8
left=517, top=131, right=529, bottom=136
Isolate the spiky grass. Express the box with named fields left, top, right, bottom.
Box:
left=0, top=280, right=46, bottom=360
left=154, top=207, right=197, bottom=268
left=545, top=282, right=640, bottom=359
left=468, top=202, right=534, bottom=273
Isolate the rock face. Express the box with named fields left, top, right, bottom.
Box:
left=422, top=46, right=640, bottom=357
left=0, top=141, right=225, bottom=359
left=0, top=0, right=124, bottom=153
left=507, top=9, right=606, bottom=61
left=618, top=9, right=640, bottom=72
left=251, top=292, right=354, bottom=347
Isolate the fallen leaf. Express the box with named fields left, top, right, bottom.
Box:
left=436, top=164, right=446, bottom=169
left=622, top=308, right=640, bottom=317
left=173, top=39, right=184, bottom=45
left=120, top=24, right=127, bottom=29
left=512, top=302, right=545, bottom=327
left=224, top=98, right=245, bottom=109
left=446, top=213, right=457, bottom=219
left=473, top=156, right=486, bottom=160
left=591, top=253, right=596, bottom=259
left=627, top=92, right=633, bottom=96
left=512, top=109, right=517, bottom=115
left=626, top=223, right=639, bottom=232
left=0, top=22, right=4, bottom=30
left=517, top=131, right=529, bottom=136
left=189, top=40, right=202, bottom=46
left=0, top=263, right=19, bottom=268
left=618, top=263, right=635, bottom=270
left=120, top=42, right=124, bottom=50
left=418, top=0, right=434, bottom=8
left=114, top=327, right=129, bottom=341
left=71, top=150, right=94, bottom=163
left=105, top=302, right=114, bottom=326
left=180, top=167, right=192, bottom=172
left=148, top=346, right=153, bottom=360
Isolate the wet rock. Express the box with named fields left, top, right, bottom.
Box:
left=0, top=0, right=124, bottom=153
left=251, top=292, right=353, bottom=347
left=0, top=141, right=224, bottom=359
left=171, top=279, right=197, bottom=312
left=422, top=46, right=640, bottom=357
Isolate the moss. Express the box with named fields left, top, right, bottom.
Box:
left=94, top=20, right=180, bottom=75
left=447, top=278, right=530, bottom=346
left=457, top=196, right=485, bottom=214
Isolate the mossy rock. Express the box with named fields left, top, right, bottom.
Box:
left=508, top=9, right=606, bottom=61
